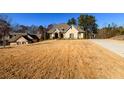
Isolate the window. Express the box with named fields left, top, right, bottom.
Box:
left=10, top=35, right=13, bottom=38
left=22, top=42, right=26, bottom=44
left=62, top=29, right=64, bottom=31
left=17, top=42, right=20, bottom=45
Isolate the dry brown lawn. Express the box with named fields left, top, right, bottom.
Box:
left=0, top=40, right=124, bottom=79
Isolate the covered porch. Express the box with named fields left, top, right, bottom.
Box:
left=50, top=32, right=64, bottom=39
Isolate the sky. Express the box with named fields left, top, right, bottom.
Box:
left=1, top=13, right=124, bottom=28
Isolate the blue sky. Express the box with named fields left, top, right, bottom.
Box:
left=1, top=13, right=124, bottom=28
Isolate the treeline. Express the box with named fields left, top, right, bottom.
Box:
left=1, top=14, right=124, bottom=41
left=0, top=15, right=11, bottom=46
left=97, top=23, right=124, bottom=39
left=12, top=24, right=48, bottom=40
left=0, top=14, right=98, bottom=41
left=67, top=14, right=98, bottom=38
left=0, top=15, right=50, bottom=42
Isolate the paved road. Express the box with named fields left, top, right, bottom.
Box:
left=91, top=39, right=124, bottom=57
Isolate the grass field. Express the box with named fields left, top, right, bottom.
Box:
left=0, top=40, right=124, bottom=79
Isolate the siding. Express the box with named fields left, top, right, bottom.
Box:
left=64, top=26, right=79, bottom=39
left=10, top=37, right=28, bottom=46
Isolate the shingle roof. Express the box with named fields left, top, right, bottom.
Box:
left=47, top=24, right=85, bottom=33
left=23, top=35, right=33, bottom=42
left=47, top=24, right=70, bottom=33
left=28, top=34, right=40, bottom=41
left=74, top=25, right=85, bottom=33
left=9, top=32, right=27, bottom=35
left=9, top=35, right=33, bottom=43
left=9, top=35, right=22, bottom=42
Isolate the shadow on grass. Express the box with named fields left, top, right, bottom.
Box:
left=27, top=42, right=54, bottom=46
left=0, top=46, right=13, bottom=49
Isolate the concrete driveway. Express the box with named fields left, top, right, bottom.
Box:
left=90, top=39, right=124, bottom=57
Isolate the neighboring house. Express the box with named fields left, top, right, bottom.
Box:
left=9, top=35, right=32, bottom=46
left=47, top=24, right=85, bottom=39
left=9, top=33, right=39, bottom=46
left=28, top=34, right=40, bottom=42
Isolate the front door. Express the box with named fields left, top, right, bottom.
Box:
left=70, top=33, right=74, bottom=39
left=55, top=33, right=58, bottom=39
left=60, top=33, right=63, bottom=38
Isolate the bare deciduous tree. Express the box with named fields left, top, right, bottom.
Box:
left=0, top=15, right=11, bottom=48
